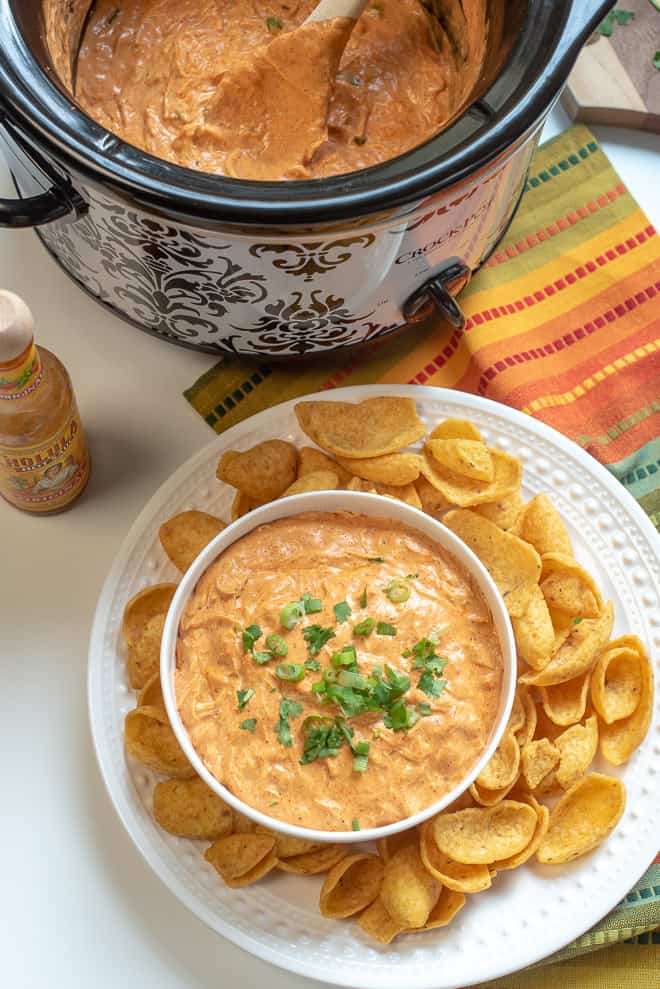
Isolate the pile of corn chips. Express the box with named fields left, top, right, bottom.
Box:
left=122, top=396, right=652, bottom=943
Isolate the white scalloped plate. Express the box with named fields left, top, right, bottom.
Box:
left=88, top=385, right=660, bottom=989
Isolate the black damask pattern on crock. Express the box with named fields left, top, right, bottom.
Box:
left=230, top=291, right=375, bottom=355
left=249, top=234, right=376, bottom=282
left=39, top=188, right=269, bottom=343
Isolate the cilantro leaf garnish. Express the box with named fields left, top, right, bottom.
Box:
left=240, top=718, right=257, bottom=732
left=418, top=702, right=433, bottom=716
left=300, top=715, right=369, bottom=771
left=383, top=697, right=418, bottom=732
left=418, top=671, right=447, bottom=699
left=303, top=623, right=336, bottom=655
left=237, top=688, right=255, bottom=711
left=304, top=658, right=321, bottom=672
left=377, top=621, right=397, bottom=636
left=573, top=617, right=584, bottom=625
left=242, top=624, right=262, bottom=652
left=360, top=587, right=368, bottom=608
left=266, top=15, right=283, bottom=30
left=334, top=601, right=352, bottom=624
left=275, top=697, right=303, bottom=746
left=253, top=650, right=274, bottom=665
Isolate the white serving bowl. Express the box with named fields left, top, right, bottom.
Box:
left=161, top=490, right=516, bottom=845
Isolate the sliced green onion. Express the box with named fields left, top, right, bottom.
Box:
left=353, top=617, right=375, bottom=636
left=384, top=579, right=410, bottom=603
left=573, top=616, right=584, bottom=625
left=331, top=645, right=357, bottom=667
left=280, top=601, right=305, bottom=630
left=377, top=621, right=397, bottom=636
left=266, top=633, right=288, bottom=657
left=360, top=587, right=367, bottom=608
left=253, top=650, right=274, bottom=665
left=236, top=687, right=255, bottom=711
left=337, top=670, right=369, bottom=689
left=352, top=819, right=361, bottom=831
left=368, top=557, right=385, bottom=563
left=275, top=662, right=305, bottom=682
left=333, top=601, right=351, bottom=624
left=242, top=624, right=262, bottom=652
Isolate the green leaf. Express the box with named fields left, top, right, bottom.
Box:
left=360, top=587, right=368, bottom=608
left=333, top=601, right=352, bottom=624
left=304, top=658, right=321, bottom=672
left=302, top=592, right=323, bottom=614
left=352, top=819, right=361, bottom=831
left=237, top=688, right=255, bottom=711
left=303, top=623, right=336, bottom=655
left=418, top=671, right=447, bottom=698
left=266, top=15, right=283, bottom=30
left=275, top=698, right=303, bottom=746
left=654, top=49, right=660, bottom=70
left=367, top=556, right=385, bottom=563
left=418, top=702, right=433, bottom=716
left=253, top=650, right=274, bottom=665
left=596, top=8, right=635, bottom=36
left=573, top=616, right=584, bottom=625
left=240, top=718, right=257, bottom=732
left=242, top=624, right=262, bottom=652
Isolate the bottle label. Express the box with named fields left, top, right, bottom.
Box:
left=0, top=406, right=90, bottom=512
left=0, top=344, right=43, bottom=400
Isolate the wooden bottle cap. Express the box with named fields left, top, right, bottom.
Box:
left=0, top=290, right=35, bottom=361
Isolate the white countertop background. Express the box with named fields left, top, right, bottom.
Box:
left=1, top=107, right=659, bottom=988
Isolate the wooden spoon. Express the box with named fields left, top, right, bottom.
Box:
left=179, top=0, right=371, bottom=180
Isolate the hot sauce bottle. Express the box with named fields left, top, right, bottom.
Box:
left=0, top=290, right=90, bottom=513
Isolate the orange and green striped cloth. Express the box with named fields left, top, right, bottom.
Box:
left=185, top=124, right=659, bottom=982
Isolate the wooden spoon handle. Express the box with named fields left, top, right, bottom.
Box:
left=304, top=0, right=370, bottom=24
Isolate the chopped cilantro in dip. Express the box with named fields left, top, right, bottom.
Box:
left=237, top=688, right=255, bottom=711
left=242, top=624, right=262, bottom=652
left=266, top=15, right=283, bottom=30
left=303, top=623, right=336, bottom=655
left=352, top=819, right=361, bottom=831
left=275, top=698, right=303, bottom=746
left=353, top=617, right=375, bottom=636
left=240, top=718, right=257, bottom=732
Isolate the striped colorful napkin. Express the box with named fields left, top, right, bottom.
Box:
left=185, top=124, right=659, bottom=982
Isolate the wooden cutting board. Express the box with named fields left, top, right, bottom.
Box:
left=561, top=0, right=660, bottom=132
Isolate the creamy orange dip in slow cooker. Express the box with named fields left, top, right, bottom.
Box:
left=76, top=0, right=472, bottom=180
left=175, top=512, right=503, bottom=831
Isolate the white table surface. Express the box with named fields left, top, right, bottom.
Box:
left=1, top=106, right=659, bottom=989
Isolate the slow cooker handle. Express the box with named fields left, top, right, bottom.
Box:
left=0, top=186, right=81, bottom=228
left=403, top=259, right=471, bottom=329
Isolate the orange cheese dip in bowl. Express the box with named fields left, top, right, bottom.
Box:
left=161, top=491, right=516, bottom=842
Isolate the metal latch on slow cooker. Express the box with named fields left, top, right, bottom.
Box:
left=403, top=259, right=471, bottom=329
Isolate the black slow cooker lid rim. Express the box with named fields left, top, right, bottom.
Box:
left=0, top=0, right=608, bottom=225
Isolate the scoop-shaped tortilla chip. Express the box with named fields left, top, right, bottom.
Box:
left=280, top=469, right=339, bottom=497
left=430, top=418, right=484, bottom=442
left=416, top=476, right=452, bottom=516
left=476, top=731, right=520, bottom=790
left=230, top=490, right=265, bottom=520
left=255, top=827, right=322, bottom=859
left=512, top=584, right=555, bottom=670
left=357, top=896, right=405, bottom=944
left=320, top=854, right=384, bottom=918
left=295, top=397, right=426, bottom=459
left=600, top=638, right=653, bottom=765
left=474, top=491, right=524, bottom=530
left=540, top=553, right=603, bottom=619
left=380, top=844, right=441, bottom=929
left=520, top=737, right=560, bottom=790
left=536, top=773, right=626, bottom=864
left=419, top=449, right=521, bottom=509
left=153, top=776, right=233, bottom=839
left=427, top=439, right=494, bottom=482
left=217, top=439, right=297, bottom=502
left=514, top=686, right=538, bottom=749
left=591, top=637, right=645, bottom=725
left=540, top=671, right=591, bottom=726
left=204, top=833, right=278, bottom=887
left=277, top=844, right=345, bottom=875
left=469, top=778, right=518, bottom=806
left=336, top=452, right=422, bottom=486
left=122, top=583, right=177, bottom=646
left=519, top=602, right=613, bottom=686
left=346, top=475, right=423, bottom=508
left=159, top=511, right=226, bottom=573
left=124, top=705, right=194, bottom=778
left=443, top=509, right=541, bottom=617
left=376, top=829, right=417, bottom=863
left=517, top=494, right=573, bottom=557
left=555, top=716, right=599, bottom=790
left=126, top=612, right=166, bottom=689
left=298, top=446, right=351, bottom=485
left=413, top=887, right=466, bottom=931
left=419, top=821, right=492, bottom=892
left=432, top=802, right=537, bottom=864
left=138, top=672, right=164, bottom=710
left=492, top=794, right=549, bottom=870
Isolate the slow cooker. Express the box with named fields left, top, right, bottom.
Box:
left=0, top=0, right=613, bottom=358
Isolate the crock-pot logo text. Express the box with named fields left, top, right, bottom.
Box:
left=2, top=419, right=79, bottom=473
left=391, top=163, right=505, bottom=236
left=395, top=198, right=493, bottom=265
